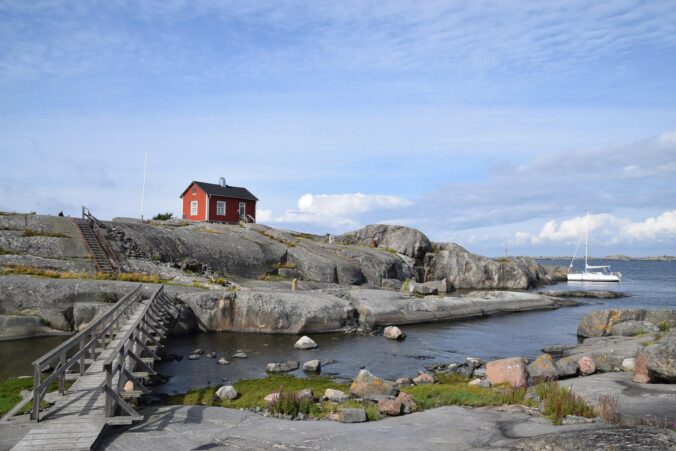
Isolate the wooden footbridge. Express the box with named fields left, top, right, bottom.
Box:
left=2, top=284, right=177, bottom=450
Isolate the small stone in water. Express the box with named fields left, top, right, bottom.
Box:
left=232, top=352, right=248, bottom=359
left=217, top=358, right=229, bottom=365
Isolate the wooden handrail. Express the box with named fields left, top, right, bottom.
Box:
left=29, top=284, right=144, bottom=421
left=103, top=285, right=168, bottom=420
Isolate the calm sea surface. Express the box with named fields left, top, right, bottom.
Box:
left=2, top=260, right=675, bottom=393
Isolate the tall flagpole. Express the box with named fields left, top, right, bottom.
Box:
left=141, top=151, right=148, bottom=220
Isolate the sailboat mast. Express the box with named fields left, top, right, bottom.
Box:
left=584, top=214, right=589, bottom=270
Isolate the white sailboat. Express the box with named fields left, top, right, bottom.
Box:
left=567, top=217, right=621, bottom=282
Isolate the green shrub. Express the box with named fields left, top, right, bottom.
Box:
left=401, top=279, right=411, bottom=293
left=534, top=381, right=595, bottom=425
left=658, top=321, right=671, bottom=333
left=152, top=212, right=174, bottom=221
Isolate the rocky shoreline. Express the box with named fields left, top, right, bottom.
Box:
left=0, top=212, right=573, bottom=340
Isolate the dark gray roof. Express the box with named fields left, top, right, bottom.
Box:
left=180, top=181, right=259, bottom=201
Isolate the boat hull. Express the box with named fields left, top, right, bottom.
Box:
left=567, top=273, right=620, bottom=282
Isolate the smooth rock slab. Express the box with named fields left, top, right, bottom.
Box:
left=93, top=404, right=637, bottom=451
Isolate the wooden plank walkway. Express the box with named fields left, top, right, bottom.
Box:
left=11, top=300, right=151, bottom=451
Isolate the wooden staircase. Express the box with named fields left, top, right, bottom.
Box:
left=73, top=207, right=119, bottom=275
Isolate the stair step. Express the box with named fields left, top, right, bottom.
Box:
left=106, top=415, right=144, bottom=425
left=120, top=390, right=143, bottom=399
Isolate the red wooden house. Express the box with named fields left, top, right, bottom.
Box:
left=180, top=178, right=258, bottom=223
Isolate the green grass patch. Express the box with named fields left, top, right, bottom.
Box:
left=0, top=377, right=73, bottom=416
left=0, top=264, right=166, bottom=284
left=383, top=247, right=398, bottom=255
left=635, top=328, right=646, bottom=336
left=658, top=321, right=671, bottom=333
left=402, top=374, right=529, bottom=410
left=292, top=233, right=315, bottom=240
left=168, top=375, right=350, bottom=411
left=494, top=257, right=512, bottom=263
left=0, top=247, right=16, bottom=255
left=22, top=229, right=70, bottom=238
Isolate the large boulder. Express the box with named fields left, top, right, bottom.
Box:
left=527, top=354, right=558, bottom=383
left=383, top=326, right=405, bottom=340
left=178, top=289, right=354, bottom=333
left=294, top=336, right=318, bottom=349
left=349, top=369, right=399, bottom=398
left=215, top=385, right=237, bottom=400
left=72, top=302, right=113, bottom=331
left=486, top=357, right=528, bottom=388
left=647, top=331, right=676, bottom=382
left=554, top=357, right=579, bottom=378
left=339, top=224, right=432, bottom=259
left=423, top=243, right=542, bottom=290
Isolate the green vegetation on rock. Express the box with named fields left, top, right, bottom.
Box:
left=0, top=264, right=166, bottom=284
left=534, top=381, right=595, bottom=425
left=21, top=229, right=70, bottom=238
left=152, top=212, right=174, bottom=221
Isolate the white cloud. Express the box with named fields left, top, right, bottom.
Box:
left=256, top=209, right=273, bottom=222
left=515, top=210, right=676, bottom=246
left=297, top=193, right=412, bottom=216
left=275, top=193, right=412, bottom=229
left=624, top=210, right=676, bottom=240
left=658, top=130, right=676, bottom=144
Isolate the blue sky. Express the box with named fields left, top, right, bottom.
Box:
left=1, top=0, right=675, bottom=256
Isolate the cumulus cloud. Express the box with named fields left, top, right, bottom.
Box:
left=256, top=209, right=273, bottom=222
left=275, top=193, right=412, bottom=229
left=515, top=210, right=676, bottom=246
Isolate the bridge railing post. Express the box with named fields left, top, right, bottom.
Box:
left=79, top=335, right=86, bottom=375
left=58, top=352, right=66, bottom=394
left=31, top=363, right=41, bottom=422
left=104, top=362, right=113, bottom=417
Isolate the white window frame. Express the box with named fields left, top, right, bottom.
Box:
left=238, top=201, right=246, bottom=217
left=217, top=200, right=226, bottom=216
left=190, top=200, right=198, bottom=216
